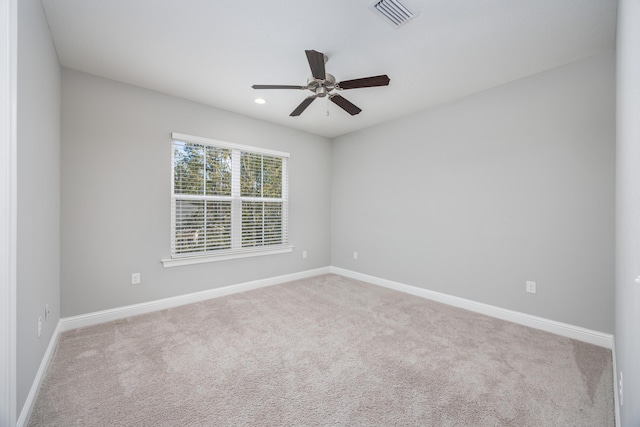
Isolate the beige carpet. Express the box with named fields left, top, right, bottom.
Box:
left=29, top=274, right=614, bottom=426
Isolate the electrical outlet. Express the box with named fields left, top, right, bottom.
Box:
left=619, top=371, right=623, bottom=406
left=526, top=281, right=536, bottom=294
left=302, top=250, right=307, bottom=259
left=132, top=273, right=141, bottom=285
left=37, top=317, right=42, bottom=338
left=45, top=304, right=50, bottom=321
left=353, top=251, right=358, bottom=260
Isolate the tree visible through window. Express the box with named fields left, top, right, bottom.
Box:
left=171, top=134, right=288, bottom=259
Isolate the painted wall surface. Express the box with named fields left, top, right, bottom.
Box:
left=16, top=0, right=61, bottom=415
left=61, top=69, right=331, bottom=317
left=615, top=1, right=640, bottom=424
left=331, top=51, right=615, bottom=334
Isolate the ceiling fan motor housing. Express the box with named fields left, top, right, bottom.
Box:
left=307, top=73, right=336, bottom=97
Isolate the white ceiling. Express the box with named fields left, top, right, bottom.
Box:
left=41, top=0, right=617, bottom=138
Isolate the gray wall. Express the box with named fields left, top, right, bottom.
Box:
left=61, top=69, right=331, bottom=317
left=331, top=51, right=615, bottom=334
left=16, top=0, right=61, bottom=415
left=615, top=0, right=640, bottom=424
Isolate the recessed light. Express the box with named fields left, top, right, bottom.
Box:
left=254, top=98, right=266, bottom=104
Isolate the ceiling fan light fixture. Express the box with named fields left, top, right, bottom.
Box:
left=370, top=0, right=417, bottom=28
left=316, top=86, right=328, bottom=97
left=254, top=98, right=266, bottom=104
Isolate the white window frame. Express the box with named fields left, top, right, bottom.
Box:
left=162, top=132, right=292, bottom=267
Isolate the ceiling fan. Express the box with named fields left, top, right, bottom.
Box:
left=252, top=50, right=390, bottom=117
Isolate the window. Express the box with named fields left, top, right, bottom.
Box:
left=164, top=133, right=290, bottom=267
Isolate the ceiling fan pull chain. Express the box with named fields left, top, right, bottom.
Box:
left=327, top=97, right=330, bottom=116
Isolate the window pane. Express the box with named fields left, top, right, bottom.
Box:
left=174, top=199, right=205, bottom=254
left=204, top=200, right=232, bottom=250
left=241, top=201, right=282, bottom=247
left=263, top=202, right=283, bottom=245
left=262, top=157, right=282, bottom=198
left=241, top=201, right=262, bottom=247
left=240, top=152, right=262, bottom=197
left=174, top=199, right=231, bottom=254
left=174, top=141, right=204, bottom=195
left=205, top=147, right=232, bottom=196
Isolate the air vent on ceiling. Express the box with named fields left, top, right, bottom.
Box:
left=370, top=0, right=418, bottom=28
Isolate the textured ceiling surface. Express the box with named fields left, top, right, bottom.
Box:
left=41, top=0, right=617, bottom=137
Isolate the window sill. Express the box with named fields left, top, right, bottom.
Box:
left=161, top=245, right=294, bottom=268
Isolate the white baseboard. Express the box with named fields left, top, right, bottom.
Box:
left=59, top=265, right=615, bottom=347
left=59, top=267, right=331, bottom=332
left=17, top=321, right=61, bottom=427
left=330, top=267, right=614, bottom=349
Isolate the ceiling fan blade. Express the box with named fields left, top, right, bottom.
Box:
left=305, top=50, right=326, bottom=80
left=290, top=97, right=316, bottom=117
left=252, top=84, right=306, bottom=90
left=330, top=94, right=362, bottom=116
left=338, top=74, right=390, bottom=90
